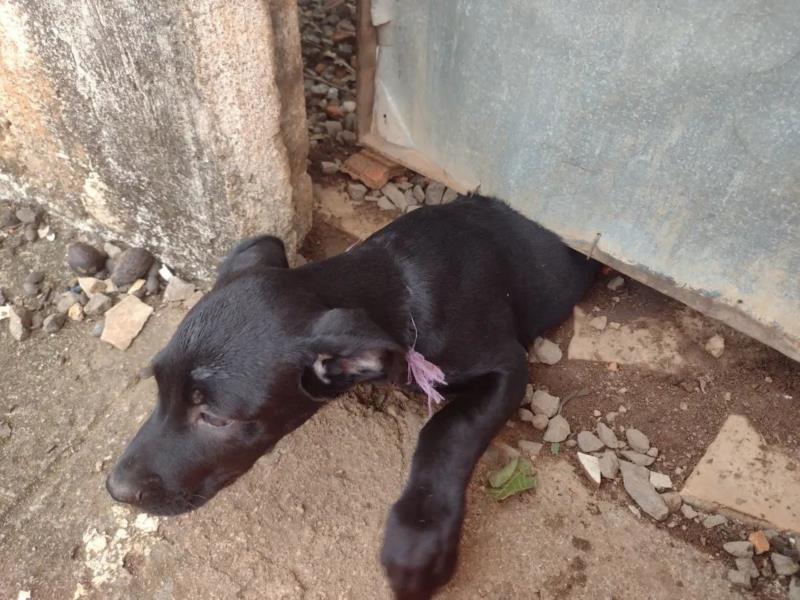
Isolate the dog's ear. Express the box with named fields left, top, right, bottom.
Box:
left=302, top=308, right=404, bottom=398
left=215, top=236, right=288, bottom=285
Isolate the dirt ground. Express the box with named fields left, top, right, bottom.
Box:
left=2, top=192, right=799, bottom=599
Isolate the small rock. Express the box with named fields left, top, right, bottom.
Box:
left=607, top=276, right=625, bottom=291
left=403, top=189, right=417, bottom=208
left=605, top=411, right=618, bottom=423
left=347, top=183, right=368, bottom=202
left=8, top=308, right=31, bottom=341
left=0, top=421, right=11, bottom=439
left=145, top=263, right=161, bottom=296
left=30, top=312, right=44, bottom=329
left=543, top=415, right=570, bottom=443
left=128, top=279, right=146, bottom=297
left=68, top=303, right=84, bottom=321
left=531, top=337, right=562, bottom=365
left=650, top=471, right=673, bottom=491
left=442, top=188, right=458, bottom=204
left=735, top=558, right=760, bottom=579
left=530, top=389, right=560, bottom=418
left=84, top=293, right=112, bottom=317
left=705, top=334, right=725, bottom=358
left=25, top=271, right=45, bottom=285
left=103, top=242, right=123, bottom=258
left=660, top=491, right=682, bottom=513
left=592, top=409, right=602, bottom=418
left=323, top=121, right=343, bottom=136
left=91, top=321, right=104, bottom=337
left=518, top=440, right=543, bottom=457
left=381, top=183, right=407, bottom=209
left=565, top=439, right=577, bottom=448
left=68, top=243, right=107, bottom=276
left=607, top=361, right=619, bottom=372
left=377, top=196, right=395, bottom=211
left=625, top=428, right=650, bottom=453
left=531, top=414, right=549, bottom=430
left=425, top=181, right=446, bottom=205
left=772, top=553, right=800, bottom=576
left=681, top=504, right=698, bottom=519
left=342, top=100, right=356, bottom=113
left=523, top=383, right=535, bottom=405
left=111, top=248, right=155, bottom=286
left=184, top=290, right=205, bottom=311
left=619, top=460, right=668, bottom=521
left=702, top=514, right=728, bottom=529
left=589, top=316, right=607, bottom=330
left=15, top=206, right=38, bottom=224
left=577, top=431, right=604, bottom=453
left=0, top=207, right=20, bottom=228
left=320, top=161, right=339, bottom=175
left=749, top=530, right=770, bottom=555
left=646, top=447, right=659, bottom=458
left=726, top=569, right=751, bottom=589
left=23, top=224, right=38, bottom=242
left=598, top=450, right=620, bottom=479
left=518, top=408, right=535, bottom=423
left=22, top=282, right=39, bottom=297
left=78, top=277, right=107, bottom=298
left=596, top=422, right=620, bottom=448
left=55, top=292, right=80, bottom=314
left=619, top=450, right=655, bottom=466
left=163, top=277, right=196, bottom=303
left=43, top=313, right=66, bottom=334
left=577, top=452, right=601, bottom=485
left=412, top=185, right=425, bottom=204
left=101, top=295, right=153, bottom=350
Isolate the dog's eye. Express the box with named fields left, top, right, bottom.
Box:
left=199, top=411, right=231, bottom=428
left=190, top=389, right=204, bottom=405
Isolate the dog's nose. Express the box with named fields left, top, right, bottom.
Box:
left=106, top=471, right=162, bottom=505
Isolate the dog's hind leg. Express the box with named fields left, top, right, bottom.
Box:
left=380, top=344, right=528, bottom=600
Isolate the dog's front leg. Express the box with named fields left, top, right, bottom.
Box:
left=381, top=346, right=528, bottom=600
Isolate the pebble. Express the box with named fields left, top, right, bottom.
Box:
left=596, top=422, right=620, bottom=448
left=0, top=421, right=11, bottom=439
left=531, top=414, right=549, bottom=430
left=605, top=411, right=618, bottom=423
left=589, top=316, right=607, bottom=330
left=619, top=460, right=668, bottom=521
left=771, top=553, right=800, bottom=576
left=530, top=389, right=560, bottom=418
left=163, top=277, right=196, bottom=303
left=790, top=577, right=800, bottom=600
left=68, top=303, right=85, bottom=321
left=702, top=514, right=728, bottom=529
left=145, top=263, right=161, bottom=296
left=543, top=415, right=570, bottom=443
left=103, top=242, right=123, bottom=258
left=577, top=431, right=604, bottom=453
left=749, top=530, right=770, bottom=555
left=565, top=439, right=577, bottom=448
left=31, top=312, right=44, bottom=329
left=23, top=224, right=38, bottom=242
left=15, top=206, right=38, bottom=224
left=531, top=337, right=562, bottom=365
left=128, top=279, right=146, bottom=298
left=25, top=271, right=45, bottom=285
left=347, top=183, right=367, bottom=202
left=607, top=361, right=619, bottom=371
left=704, top=334, right=725, bottom=358
left=425, top=181, right=446, bottom=205
left=735, top=558, right=760, bottom=579
left=22, top=281, right=39, bottom=297
left=518, top=440, right=543, bottom=457
left=619, top=450, right=655, bottom=467
left=321, top=161, right=339, bottom=175
left=412, top=185, right=425, bottom=204
left=381, top=183, right=407, bottom=209
left=100, top=295, right=153, bottom=350
left=43, top=313, right=66, bottom=334
left=681, top=504, right=698, bottom=519
left=646, top=446, right=659, bottom=458
left=84, top=293, right=112, bottom=317
left=91, top=321, right=104, bottom=337
left=625, top=428, right=650, bottom=453
left=1, top=207, right=20, bottom=228
left=726, top=569, right=751, bottom=588
left=78, top=277, right=108, bottom=297
left=377, top=196, right=395, bottom=211
left=342, top=100, right=356, bottom=113
left=8, top=307, right=31, bottom=341
left=660, top=491, right=682, bottom=513
left=67, top=243, right=107, bottom=276
left=111, top=248, right=155, bottom=286
left=607, top=276, right=625, bottom=291
left=592, top=409, right=602, bottom=418
left=518, top=408, right=535, bottom=423
left=442, top=188, right=458, bottom=204
left=598, top=450, right=619, bottom=479
left=55, top=292, right=80, bottom=314
left=649, top=471, right=673, bottom=491
left=577, top=452, right=601, bottom=485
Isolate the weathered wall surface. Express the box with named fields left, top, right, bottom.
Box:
left=0, top=0, right=311, bottom=279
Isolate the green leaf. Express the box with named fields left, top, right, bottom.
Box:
left=487, top=458, right=537, bottom=501
left=488, top=457, right=519, bottom=489
left=550, top=442, right=561, bottom=455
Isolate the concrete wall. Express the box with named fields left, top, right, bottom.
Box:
left=0, top=0, right=311, bottom=279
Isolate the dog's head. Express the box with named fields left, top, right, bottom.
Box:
left=106, top=236, right=403, bottom=515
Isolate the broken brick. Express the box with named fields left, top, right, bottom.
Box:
left=748, top=530, right=770, bottom=555
left=341, top=149, right=405, bottom=190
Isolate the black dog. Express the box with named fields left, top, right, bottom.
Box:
left=107, top=194, right=598, bottom=599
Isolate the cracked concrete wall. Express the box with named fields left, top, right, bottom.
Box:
left=0, top=0, right=311, bottom=279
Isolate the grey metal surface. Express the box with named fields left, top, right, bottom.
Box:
left=367, top=0, right=800, bottom=361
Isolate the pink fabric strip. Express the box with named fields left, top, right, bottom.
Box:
left=406, top=348, right=447, bottom=417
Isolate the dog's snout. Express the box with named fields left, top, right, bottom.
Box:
left=106, top=470, right=163, bottom=506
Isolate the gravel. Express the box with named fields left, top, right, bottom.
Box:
left=531, top=337, right=562, bottom=365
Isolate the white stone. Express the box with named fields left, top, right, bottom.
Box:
left=577, top=452, right=601, bottom=485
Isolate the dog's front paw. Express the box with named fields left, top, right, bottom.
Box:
left=380, top=499, right=462, bottom=600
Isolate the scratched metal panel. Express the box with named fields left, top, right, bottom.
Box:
left=365, top=0, right=800, bottom=361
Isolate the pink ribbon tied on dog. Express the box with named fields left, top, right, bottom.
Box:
left=405, top=315, right=447, bottom=416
